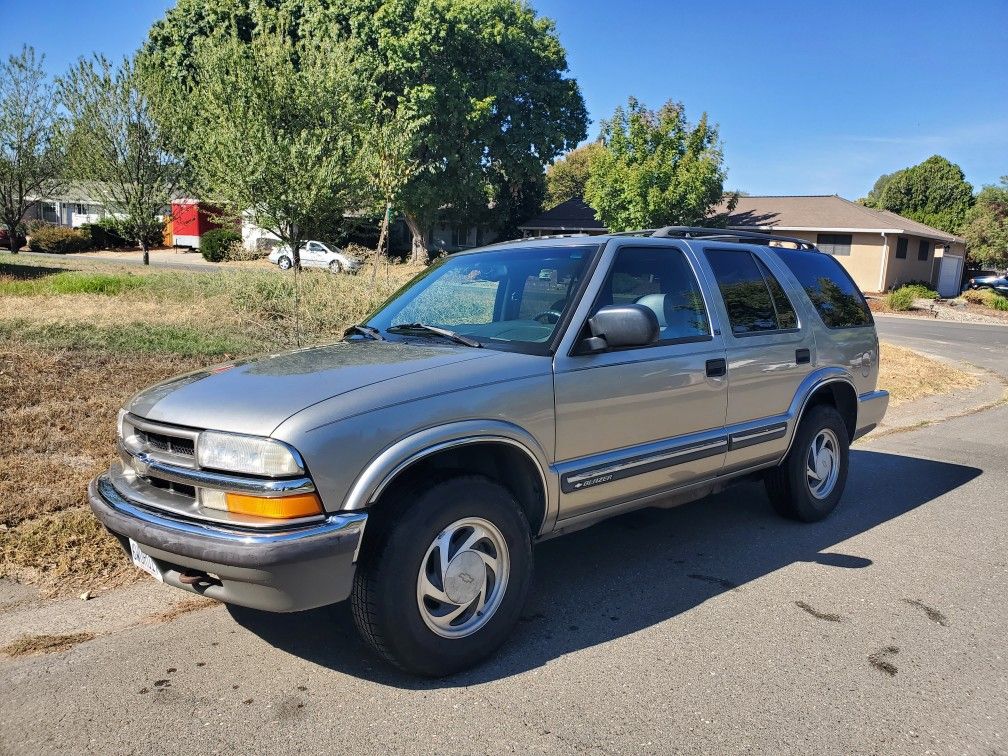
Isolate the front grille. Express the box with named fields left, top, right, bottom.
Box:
left=137, top=429, right=195, bottom=458
left=146, top=476, right=196, bottom=499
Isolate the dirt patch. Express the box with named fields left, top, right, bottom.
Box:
left=145, top=597, right=217, bottom=624
left=795, top=600, right=843, bottom=623
left=1, top=631, right=95, bottom=658
left=878, top=343, right=979, bottom=407
left=903, top=598, right=949, bottom=627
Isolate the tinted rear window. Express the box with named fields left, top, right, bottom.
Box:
left=773, top=249, right=873, bottom=329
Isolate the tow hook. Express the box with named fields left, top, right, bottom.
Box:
left=178, top=569, right=222, bottom=591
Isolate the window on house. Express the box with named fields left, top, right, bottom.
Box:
left=917, top=239, right=930, bottom=261
left=816, top=233, right=852, bottom=256
left=75, top=203, right=88, bottom=215
left=705, top=249, right=798, bottom=335
left=895, top=237, right=908, bottom=259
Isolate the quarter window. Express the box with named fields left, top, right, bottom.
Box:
left=816, top=233, right=852, bottom=256
left=895, top=237, right=908, bottom=259
left=917, top=239, right=930, bottom=261
left=705, top=249, right=798, bottom=335
left=773, top=248, right=873, bottom=329
left=593, top=247, right=711, bottom=343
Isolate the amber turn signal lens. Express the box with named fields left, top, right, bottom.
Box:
left=224, top=491, right=323, bottom=519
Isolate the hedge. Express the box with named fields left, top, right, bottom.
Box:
left=28, top=225, right=93, bottom=254
left=200, top=228, right=242, bottom=262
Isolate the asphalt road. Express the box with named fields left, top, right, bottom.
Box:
left=2, top=322, right=1006, bottom=755
left=875, top=314, right=1008, bottom=376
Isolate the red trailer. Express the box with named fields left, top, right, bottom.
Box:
left=170, top=199, right=224, bottom=249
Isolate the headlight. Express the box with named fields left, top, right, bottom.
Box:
left=196, top=431, right=304, bottom=477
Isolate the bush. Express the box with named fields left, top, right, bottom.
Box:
left=961, top=288, right=1008, bottom=309
left=886, top=288, right=916, bottom=311
left=200, top=229, right=241, bottom=262
left=82, top=218, right=129, bottom=249
left=27, top=225, right=93, bottom=254
left=993, top=295, right=1008, bottom=311
left=896, top=282, right=939, bottom=300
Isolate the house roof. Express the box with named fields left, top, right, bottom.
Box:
left=719, top=194, right=965, bottom=244
left=518, top=197, right=607, bottom=232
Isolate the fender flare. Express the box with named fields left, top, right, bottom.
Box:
left=340, top=420, right=556, bottom=534
left=780, top=368, right=858, bottom=460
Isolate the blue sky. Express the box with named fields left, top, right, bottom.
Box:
left=4, top=0, right=1006, bottom=199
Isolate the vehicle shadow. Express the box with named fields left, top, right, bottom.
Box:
left=229, top=449, right=981, bottom=688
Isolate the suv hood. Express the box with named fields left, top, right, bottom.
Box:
left=126, top=340, right=494, bottom=435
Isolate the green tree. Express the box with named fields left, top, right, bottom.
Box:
left=141, top=0, right=587, bottom=261
left=61, top=55, right=184, bottom=265
left=165, top=20, right=366, bottom=270
left=962, top=177, right=1008, bottom=269
left=0, top=46, right=65, bottom=252
left=545, top=142, right=603, bottom=209
left=861, top=155, right=974, bottom=234
left=584, top=98, right=731, bottom=231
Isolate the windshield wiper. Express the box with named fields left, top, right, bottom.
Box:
left=345, top=324, right=384, bottom=341
left=386, top=323, right=482, bottom=348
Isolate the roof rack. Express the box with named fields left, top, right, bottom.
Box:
left=650, top=226, right=818, bottom=250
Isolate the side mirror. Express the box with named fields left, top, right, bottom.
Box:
left=580, top=304, right=660, bottom=353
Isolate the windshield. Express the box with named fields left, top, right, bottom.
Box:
left=366, top=244, right=597, bottom=353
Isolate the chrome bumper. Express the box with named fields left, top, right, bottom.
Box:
left=89, top=474, right=367, bottom=612
left=854, top=389, right=889, bottom=440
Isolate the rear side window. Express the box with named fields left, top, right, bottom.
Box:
left=773, top=248, right=873, bottom=329
left=705, top=249, right=798, bottom=335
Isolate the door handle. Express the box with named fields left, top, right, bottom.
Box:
left=796, top=348, right=811, bottom=365
left=705, top=358, right=727, bottom=378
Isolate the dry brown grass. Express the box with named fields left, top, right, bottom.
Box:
left=1, top=631, right=95, bottom=657
left=144, top=596, right=216, bottom=624
left=0, top=343, right=215, bottom=591
left=878, top=342, right=980, bottom=407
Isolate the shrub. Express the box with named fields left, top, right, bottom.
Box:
left=993, top=295, right=1008, bottom=311
left=84, top=217, right=129, bottom=249
left=897, top=282, right=938, bottom=300
left=27, top=225, right=92, bottom=254
left=200, top=229, right=241, bottom=262
left=962, top=288, right=1005, bottom=308
left=886, top=288, right=916, bottom=311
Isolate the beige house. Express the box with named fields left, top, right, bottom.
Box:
left=722, top=195, right=967, bottom=295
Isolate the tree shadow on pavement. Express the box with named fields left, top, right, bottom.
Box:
left=228, top=449, right=980, bottom=688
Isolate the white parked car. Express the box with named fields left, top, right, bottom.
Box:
left=268, top=241, right=362, bottom=273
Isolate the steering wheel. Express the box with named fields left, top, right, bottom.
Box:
left=533, top=310, right=563, bottom=324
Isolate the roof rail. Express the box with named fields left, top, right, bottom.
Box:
left=650, top=226, right=817, bottom=250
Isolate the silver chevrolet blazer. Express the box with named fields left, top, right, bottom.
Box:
left=89, top=227, right=888, bottom=675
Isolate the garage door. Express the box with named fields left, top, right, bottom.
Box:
left=937, top=254, right=964, bottom=298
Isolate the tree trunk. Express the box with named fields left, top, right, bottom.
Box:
left=142, top=241, right=150, bottom=266
left=403, top=213, right=429, bottom=265
left=372, top=203, right=391, bottom=286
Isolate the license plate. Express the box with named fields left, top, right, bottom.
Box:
left=129, top=539, right=163, bottom=582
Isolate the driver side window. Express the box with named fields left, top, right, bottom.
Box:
left=595, top=247, right=712, bottom=343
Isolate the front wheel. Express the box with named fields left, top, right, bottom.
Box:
left=277, top=255, right=292, bottom=270
left=328, top=259, right=343, bottom=274
left=765, top=404, right=849, bottom=522
left=351, top=476, right=532, bottom=676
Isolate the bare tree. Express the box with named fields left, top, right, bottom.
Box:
left=61, top=55, right=184, bottom=265
left=0, top=46, right=65, bottom=252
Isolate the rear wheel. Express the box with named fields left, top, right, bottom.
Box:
left=765, top=405, right=849, bottom=522
left=351, top=476, right=532, bottom=676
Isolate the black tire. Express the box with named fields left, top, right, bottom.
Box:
left=765, top=404, right=849, bottom=522
left=277, top=255, right=292, bottom=270
left=351, top=475, right=532, bottom=676
left=328, top=259, right=343, bottom=274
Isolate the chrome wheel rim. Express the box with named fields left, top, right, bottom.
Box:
left=806, top=428, right=840, bottom=499
left=416, top=517, right=509, bottom=639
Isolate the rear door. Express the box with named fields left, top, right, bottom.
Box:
left=696, top=245, right=815, bottom=471
left=553, top=241, right=729, bottom=522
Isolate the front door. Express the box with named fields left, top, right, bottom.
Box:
left=553, top=242, right=729, bottom=521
